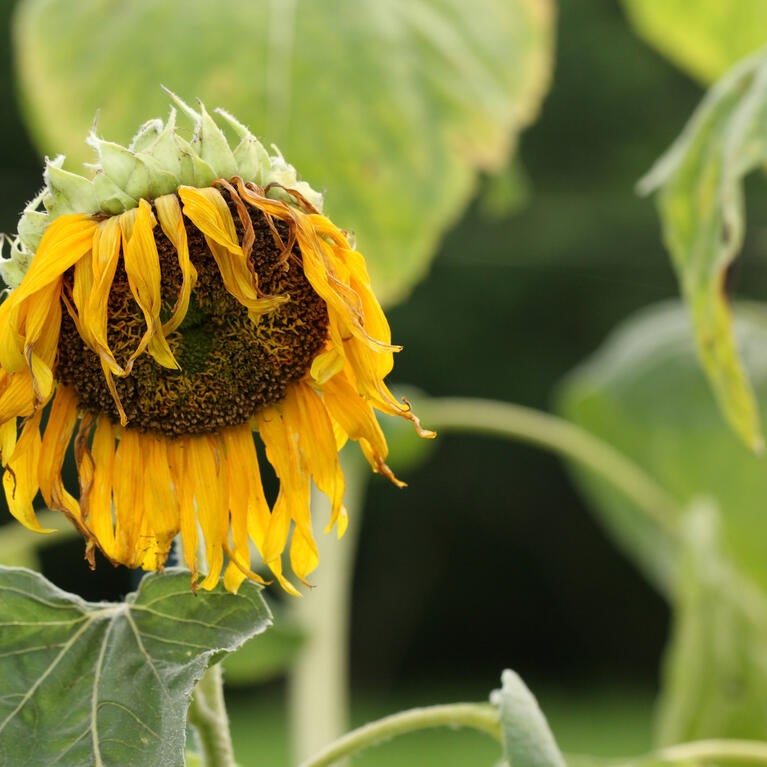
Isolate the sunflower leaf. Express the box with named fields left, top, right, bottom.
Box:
left=621, top=0, right=767, bottom=84
left=558, top=300, right=767, bottom=738
left=0, top=567, right=271, bottom=767
left=639, top=49, right=767, bottom=451
left=12, top=0, right=553, bottom=306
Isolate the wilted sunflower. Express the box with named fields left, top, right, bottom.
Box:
left=0, top=94, right=433, bottom=595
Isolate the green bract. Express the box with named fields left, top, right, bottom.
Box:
left=0, top=91, right=323, bottom=290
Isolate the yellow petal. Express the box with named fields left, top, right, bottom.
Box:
left=222, top=425, right=273, bottom=592
left=0, top=215, right=96, bottom=373
left=71, top=245, right=96, bottom=348
left=0, top=303, right=24, bottom=375
left=310, top=345, right=345, bottom=385
left=296, top=219, right=398, bottom=356
left=321, top=372, right=405, bottom=488
left=225, top=425, right=269, bottom=547
left=112, top=427, right=146, bottom=566
left=81, top=215, right=125, bottom=375
left=120, top=200, right=180, bottom=371
left=2, top=410, right=53, bottom=532
left=0, top=370, right=36, bottom=424
left=178, top=185, right=288, bottom=320
left=256, top=404, right=317, bottom=583
left=0, top=416, right=17, bottom=465
left=284, top=382, right=346, bottom=533
left=168, top=436, right=199, bottom=581
left=189, top=433, right=229, bottom=590
left=10, top=215, right=96, bottom=298
left=139, top=433, right=179, bottom=571
left=85, top=415, right=117, bottom=558
left=222, top=422, right=299, bottom=594
left=38, top=385, right=82, bottom=520
left=153, top=194, right=198, bottom=336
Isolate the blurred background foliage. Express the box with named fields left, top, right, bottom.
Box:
left=4, top=0, right=767, bottom=759
left=622, top=0, right=767, bottom=84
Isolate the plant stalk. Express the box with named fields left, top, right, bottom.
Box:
left=288, top=450, right=369, bottom=764
left=188, top=663, right=237, bottom=767
left=595, top=739, right=767, bottom=767
left=298, top=702, right=501, bottom=767
left=652, top=739, right=767, bottom=766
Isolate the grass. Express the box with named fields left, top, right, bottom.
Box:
left=226, top=681, right=656, bottom=766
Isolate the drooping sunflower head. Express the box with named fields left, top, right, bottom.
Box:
left=0, top=93, right=434, bottom=594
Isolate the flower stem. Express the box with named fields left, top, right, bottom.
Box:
left=188, top=663, right=237, bottom=767
left=419, top=397, right=681, bottom=538
left=650, top=740, right=767, bottom=766
left=298, top=703, right=501, bottom=767
left=288, top=450, right=369, bottom=764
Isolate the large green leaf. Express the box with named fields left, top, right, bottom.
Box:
left=640, top=49, right=767, bottom=451
left=622, top=0, right=767, bottom=84
left=12, top=0, right=553, bottom=306
left=0, top=567, right=271, bottom=767
left=559, top=300, right=767, bottom=595
left=558, top=301, right=767, bottom=740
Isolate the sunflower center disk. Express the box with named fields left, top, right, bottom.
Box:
left=57, top=197, right=329, bottom=437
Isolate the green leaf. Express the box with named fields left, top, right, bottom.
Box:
left=557, top=301, right=767, bottom=740
left=0, top=567, right=271, bottom=767
left=12, top=0, right=553, bottom=307
left=656, top=502, right=767, bottom=742
left=558, top=300, right=767, bottom=595
left=621, top=0, right=767, bottom=84
left=640, top=50, right=767, bottom=451
left=491, top=670, right=566, bottom=767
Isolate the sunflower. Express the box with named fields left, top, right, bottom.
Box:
left=0, top=94, right=433, bottom=595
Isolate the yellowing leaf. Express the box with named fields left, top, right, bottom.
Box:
left=640, top=51, right=767, bottom=451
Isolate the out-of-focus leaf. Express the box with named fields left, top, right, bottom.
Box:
left=0, top=509, right=76, bottom=569
left=491, top=669, right=566, bottom=767
left=13, top=0, right=553, bottom=306
left=222, top=603, right=304, bottom=686
left=622, top=0, right=767, bottom=84
left=558, top=301, right=767, bottom=741
left=640, top=50, right=767, bottom=451
left=478, top=160, right=530, bottom=220
left=558, top=301, right=767, bottom=596
left=0, top=567, right=271, bottom=767
left=658, top=502, right=767, bottom=742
